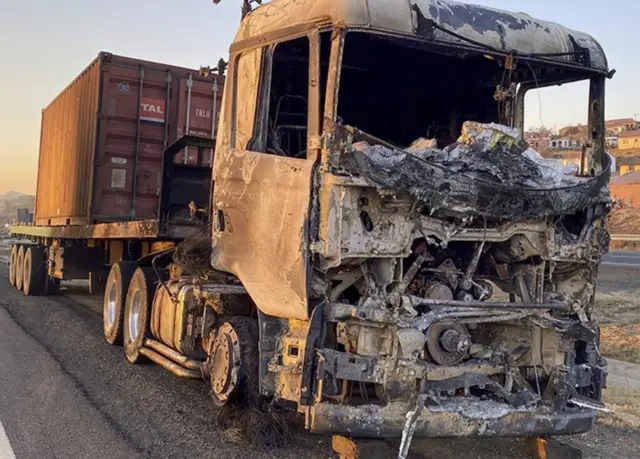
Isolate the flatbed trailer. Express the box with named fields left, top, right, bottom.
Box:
left=10, top=134, right=214, bottom=294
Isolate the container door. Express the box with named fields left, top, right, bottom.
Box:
left=93, top=62, right=170, bottom=221
left=175, top=76, right=222, bottom=166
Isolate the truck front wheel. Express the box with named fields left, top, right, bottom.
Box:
left=123, top=267, right=159, bottom=363
left=103, top=261, right=137, bottom=345
left=208, top=317, right=259, bottom=407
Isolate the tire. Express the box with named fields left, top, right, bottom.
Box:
left=43, top=277, right=61, bottom=295
left=8, top=244, right=18, bottom=287
left=15, top=246, right=25, bottom=291
left=23, top=246, right=46, bottom=296
left=103, top=261, right=137, bottom=346
left=124, top=267, right=159, bottom=363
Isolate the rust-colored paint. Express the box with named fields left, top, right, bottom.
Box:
left=108, top=240, right=124, bottom=265
left=11, top=219, right=196, bottom=240
left=35, top=52, right=225, bottom=226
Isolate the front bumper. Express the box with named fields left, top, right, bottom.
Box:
left=309, top=399, right=595, bottom=438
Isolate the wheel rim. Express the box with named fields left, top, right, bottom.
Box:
left=106, top=280, right=117, bottom=328
left=128, top=290, right=141, bottom=341
left=9, top=248, right=16, bottom=284
left=16, top=249, right=24, bottom=288
left=209, top=323, right=242, bottom=405
left=24, top=253, right=31, bottom=289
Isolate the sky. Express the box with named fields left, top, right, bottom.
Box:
left=0, top=0, right=637, bottom=194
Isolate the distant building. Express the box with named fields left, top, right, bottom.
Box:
left=611, top=170, right=640, bottom=207
left=619, top=131, right=640, bottom=150
left=527, top=137, right=549, bottom=151
left=541, top=149, right=581, bottom=168
left=525, top=129, right=552, bottom=151
left=549, top=137, right=581, bottom=150
left=606, top=118, right=637, bottom=135
left=605, top=136, right=618, bottom=148
left=618, top=156, right=640, bottom=175
left=558, top=124, right=588, bottom=139
left=540, top=150, right=617, bottom=174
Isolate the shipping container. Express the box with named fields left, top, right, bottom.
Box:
left=35, top=52, right=224, bottom=226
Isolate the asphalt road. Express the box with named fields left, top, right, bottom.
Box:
left=0, top=243, right=639, bottom=458
left=602, top=251, right=640, bottom=268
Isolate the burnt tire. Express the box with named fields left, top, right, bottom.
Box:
left=103, top=261, right=137, bottom=346
left=8, top=244, right=18, bottom=287
left=15, top=245, right=25, bottom=291
left=124, top=267, right=159, bottom=363
left=209, top=317, right=259, bottom=408
left=23, top=246, right=46, bottom=296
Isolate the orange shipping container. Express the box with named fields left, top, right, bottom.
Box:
left=35, top=52, right=223, bottom=226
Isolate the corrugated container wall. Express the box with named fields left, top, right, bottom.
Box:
left=35, top=52, right=224, bottom=226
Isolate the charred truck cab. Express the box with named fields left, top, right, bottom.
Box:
left=11, top=0, right=613, bottom=453
left=210, top=0, right=612, bottom=444
left=4, top=0, right=613, bottom=454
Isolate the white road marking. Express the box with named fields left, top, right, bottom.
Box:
left=0, top=420, right=16, bottom=459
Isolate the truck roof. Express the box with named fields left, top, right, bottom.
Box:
left=235, top=0, right=608, bottom=73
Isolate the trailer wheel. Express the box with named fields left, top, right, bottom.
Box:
left=8, top=244, right=19, bottom=287
left=15, top=246, right=26, bottom=291
left=103, top=261, right=137, bottom=346
left=23, top=246, right=46, bottom=296
left=124, top=267, right=159, bottom=364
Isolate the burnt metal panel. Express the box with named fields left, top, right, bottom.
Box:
left=234, top=0, right=608, bottom=73
left=211, top=148, right=314, bottom=321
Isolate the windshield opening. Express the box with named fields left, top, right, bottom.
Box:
left=336, top=32, right=594, bottom=150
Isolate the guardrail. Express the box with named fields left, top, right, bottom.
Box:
left=610, top=234, right=640, bottom=242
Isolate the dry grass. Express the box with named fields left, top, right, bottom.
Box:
left=594, top=289, right=640, bottom=364
left=600, top=323, right=640, bottom=364
left=594, top=291, right=640, bottom=325
left=600, top=387, right=640, bottom=429
left=607, top=207, right=640, bottom=234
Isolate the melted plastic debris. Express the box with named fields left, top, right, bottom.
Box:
left=341, top=121, right=610, bottom=220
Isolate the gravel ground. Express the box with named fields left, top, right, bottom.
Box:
left=0, top=240, right=639, bottom=458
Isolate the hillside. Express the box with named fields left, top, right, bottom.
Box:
left=0, top=191, right=34, bottom=213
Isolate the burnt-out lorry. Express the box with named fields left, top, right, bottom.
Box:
left=11, top=0, right=613, bottom=453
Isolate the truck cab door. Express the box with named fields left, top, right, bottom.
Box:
left=211, top=34, right=321, bottom=321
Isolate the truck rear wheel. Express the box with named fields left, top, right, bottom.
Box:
left=8, top=244, right=19, bottom=287
left=103, top=261, right=137, bottom=345
left=124, top=267, right=159, bottom=364
left=23, top=246, right=46, bottom=296
left=15, top=246, right=26, bottom=291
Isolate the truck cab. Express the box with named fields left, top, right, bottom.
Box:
left=208, top=0, right=611, bottom=442
left=11, top=0, right=611, bottom=449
